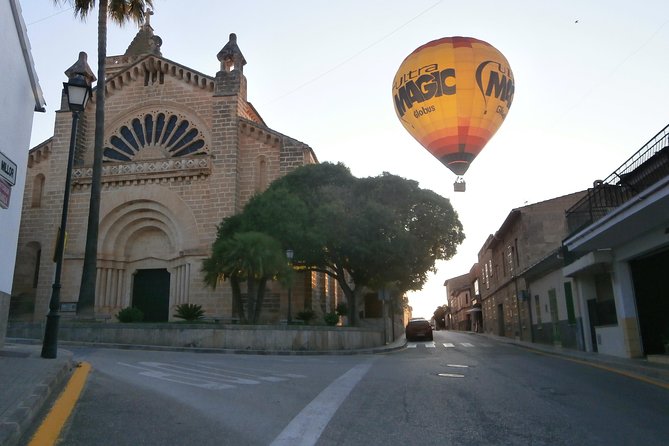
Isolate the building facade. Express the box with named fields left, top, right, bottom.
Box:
left=1, top=0, right=45, bottom=346
left=444, top=265, right=481, bottom=332
left=445, top=124, right=668, bottom=360
left=477, top=192, right=586, bottom=341
left=10, top=22, right=330, bottom=324
left=563, top=124, right=669, bottom=358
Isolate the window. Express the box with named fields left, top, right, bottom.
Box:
left=31, top=174, right=45, bottom=208
left=483, top=262, right=490, bottom=289
left=255, top=156, right=268, bottom=192
left=534, top=295, right=542, bottom=324
left=564, top=282, right=576, bottom=324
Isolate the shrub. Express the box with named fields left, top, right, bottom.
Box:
left=173, top=303, right=205, bottom=321
left=116, top=307, right=144, bottom=323
left=296, top=309, right=315, bottom=325
left=323, top=312, right=339, bottom=326
left=335, top=302, right=348, bottom=317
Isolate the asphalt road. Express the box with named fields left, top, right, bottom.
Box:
left=39, top=331, right=669, bottom=445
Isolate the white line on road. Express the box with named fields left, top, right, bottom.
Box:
left=461, top=342, right=474, bottom=347
left=443, top=343, right=455, bottom=348
left=426, top=342, right=436, bottom=348
left=270, top=360, right=374, bottom=446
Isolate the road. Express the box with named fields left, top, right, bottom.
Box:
left=34, top=331, right=669, bottom=445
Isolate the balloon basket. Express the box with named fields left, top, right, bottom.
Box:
left=453, top=177, right=466, bottom=192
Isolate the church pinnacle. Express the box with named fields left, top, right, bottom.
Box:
left=124, top=8, right=163, bottom=57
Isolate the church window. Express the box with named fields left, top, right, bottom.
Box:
left=255, top=156, right=268, bottom=192
left=31, top=174, right=45, bottom=208
left=103, top=112, right=208, bottom=162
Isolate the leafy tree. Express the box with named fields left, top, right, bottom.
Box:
left=54, top=0, right=154, bottom=316
left=433, top=304, right=450, bottom=330
left=227, top=162, right=465, bottom=326
left=202, top=231, right=290, bottom=324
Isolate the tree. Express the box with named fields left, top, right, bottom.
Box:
left=433, top=304, right=450, bottom=330
left=55, top=1, right=153, bottom=316
left=233, top=163, right=465, bottom=326
left=202, top=229, right=291, bottom=324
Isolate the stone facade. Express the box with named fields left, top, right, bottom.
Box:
left=478, top=192, right=587, bottom=341
left=10, top=24, right=329, bottom=324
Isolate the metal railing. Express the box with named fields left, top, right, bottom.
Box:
left=566, top=123, right=669, bottom=235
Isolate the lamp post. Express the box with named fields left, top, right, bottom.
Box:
left=42, top=52, right=94, bottom=359
left=285, top=249, right=294, bottom=324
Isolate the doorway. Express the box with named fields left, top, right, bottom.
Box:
left=132, top=268, right=170, bottom=322
left=631, top=248, right=669, bottom=355
left=497, top=303, right=505, bottom=336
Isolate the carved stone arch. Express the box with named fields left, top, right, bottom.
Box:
left=102, top=207, right=179, bottom=259
left=103, top=102, right=211, bottom=162
left=98, top=185, right=200, bottom=257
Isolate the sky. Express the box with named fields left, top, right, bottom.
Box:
left=18, top=0, right=669, bottom=319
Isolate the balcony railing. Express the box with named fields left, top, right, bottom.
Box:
left=566, top=123, right=669, bottom=235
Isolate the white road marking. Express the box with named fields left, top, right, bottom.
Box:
left=426, top=342, right=436, bottom=348
left=270, top=361, right=374, bottom=446
left=407, top=344, right=417, bottom=348
left=438, top=373, right=465, bottom=378
left=461, top=342, right=474, bottom=347
left=117, top=361, right=305, bottom=390
left=447, top=364, right=469, bottom=368
left=443, top=343, right=455, bottom=348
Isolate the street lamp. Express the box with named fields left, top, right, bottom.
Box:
left=285, top=249, right=294, bottom=324
left=42, top=52, right=94, bottom=359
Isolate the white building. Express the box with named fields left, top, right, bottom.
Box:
left=563, top=124, right=669, bottom=359
left=0, top=0, right=45, bottom=347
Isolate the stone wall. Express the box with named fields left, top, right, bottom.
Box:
left=7, top=322, right=385, bottom=352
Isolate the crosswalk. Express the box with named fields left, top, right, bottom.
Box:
left=406, top=341, right=492, bottom=349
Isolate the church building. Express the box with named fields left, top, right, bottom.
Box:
left=10, top=18, right=339, bottom=323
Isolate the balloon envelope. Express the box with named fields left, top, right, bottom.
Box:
left=392, top=37, right=514, bottom=176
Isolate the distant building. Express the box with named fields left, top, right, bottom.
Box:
left=444, top=265, right=480, bottom=332
left=477, top=191, right=586, bottom=341
left=10, top=20, right=340, bottom=324
left=0, top=0, right=45, bottom=347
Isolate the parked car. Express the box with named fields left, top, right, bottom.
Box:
left=405, top=318, right=433, bottom=341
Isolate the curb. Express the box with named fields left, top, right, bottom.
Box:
left=0, top=351, right=74, bottom=446
left=7, top=337, right=407, bottom=356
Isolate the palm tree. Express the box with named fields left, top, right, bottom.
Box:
left=203, top=232, right=292, bottom=324
left=54, top=1, right=153, bottom=317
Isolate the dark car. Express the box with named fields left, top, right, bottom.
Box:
left=405, top=318, right=433, bottom=342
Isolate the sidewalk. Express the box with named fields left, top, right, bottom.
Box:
left=2, top=334, right=668, bottom=446
left=0, top=344, right=73, bottom=446
left=472, top=331, right=669, bottom=387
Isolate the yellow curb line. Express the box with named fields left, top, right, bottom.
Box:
left=531, top=349, right=669, bottom=390
left=28, top=361, right=91, bottom=446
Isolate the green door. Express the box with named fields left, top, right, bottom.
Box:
left=548, top=289, right=560, bottom=345
left=132, top=269, right=170, bottom=322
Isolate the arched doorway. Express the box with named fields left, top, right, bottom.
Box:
left=132, top=269, right=170, bottom=322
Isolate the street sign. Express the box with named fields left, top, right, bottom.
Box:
left=0, top=150, right=17, bottom=186
left=0, top=178, right=11, bottom=209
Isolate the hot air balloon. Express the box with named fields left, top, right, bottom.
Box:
left=392, top=37, right=514, bottom=191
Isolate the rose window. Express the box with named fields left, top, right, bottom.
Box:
left=104, top=112, right=207, bottom=162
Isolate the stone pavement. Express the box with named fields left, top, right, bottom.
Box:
left=2, top=333, right=669, bottom=446
left=0, top=344, right=73, bottom=446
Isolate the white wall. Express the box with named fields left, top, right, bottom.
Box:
left=0, top=0, right=41, bottom=296
left=1, top=0, right=44, bottom=347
